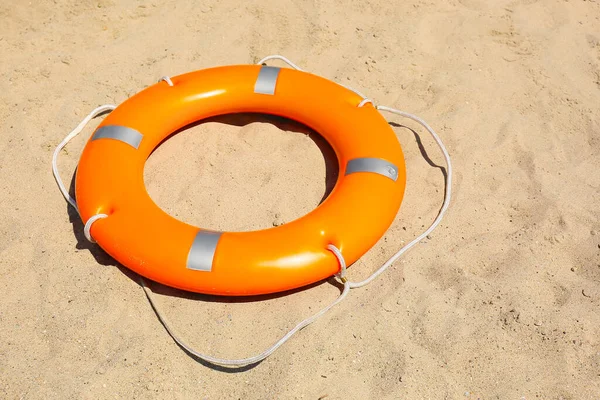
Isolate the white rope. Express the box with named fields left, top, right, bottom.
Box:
left=346, top=105, right=453, bottom=288
left=256, top=55, right=373, bottom=106
left=52, top=58, right=452, bottom=368
left=52, top=104, right=116, bottom=212
left=141, top=255, right=350, bottom=367
left=257, top=55, right=304, bottom=71
left=357, top=98, right=374, bottom=108
left=159, top=76, right=174, bottom=86
left=327, top=244, right=348, bottom=282
left=84, top=213, right=108, bottom=243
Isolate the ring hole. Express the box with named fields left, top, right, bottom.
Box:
left=144, top=113, right=339, bottom=232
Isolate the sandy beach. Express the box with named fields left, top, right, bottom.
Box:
left=1, top=0, right=599, bottom=398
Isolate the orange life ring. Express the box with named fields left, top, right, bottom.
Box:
left=75, top=64, right=406, bottom=296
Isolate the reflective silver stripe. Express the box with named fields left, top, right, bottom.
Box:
left=92, top=125, right=143, bottom=149
left=254, top=66, right=280, bottom=95
left=345, top=158, right=399, bottom=182
left=186, top=231, right=222, bottom=272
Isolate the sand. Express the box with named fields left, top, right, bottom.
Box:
left=1, top=0, right=600, bottom=398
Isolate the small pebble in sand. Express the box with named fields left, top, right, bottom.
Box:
left=272, top=213, right=284, bottom=227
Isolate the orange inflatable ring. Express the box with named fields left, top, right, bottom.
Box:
left=75, top=64, right=406, bottom=295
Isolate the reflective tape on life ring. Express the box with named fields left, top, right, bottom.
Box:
left=346, top=158, right=399, bottom=181
left=92, top=125, right=143, bottom=149
left=186, top=231, right=222, bottom=272
left=254, top=66, right=281, bottom=95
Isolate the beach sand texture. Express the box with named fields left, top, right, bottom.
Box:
left=1, top=0, right=599, bottom=398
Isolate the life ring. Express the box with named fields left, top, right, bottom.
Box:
left=75, top=64, right=406, bottom=295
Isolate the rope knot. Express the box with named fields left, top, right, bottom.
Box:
left=326, top=244, right=347, bottom=284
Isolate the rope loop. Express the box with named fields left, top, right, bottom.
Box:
left=83, top=213, right=108, bottom=243
left=357, top=98, right=374, bottom=108
left=256, top=55, right=304, bottom=71
left=327, top=244, right=348, bottom=283
left=52, top=105, right=116, bottom=212
left=159, top=76, right=174, bottom=86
